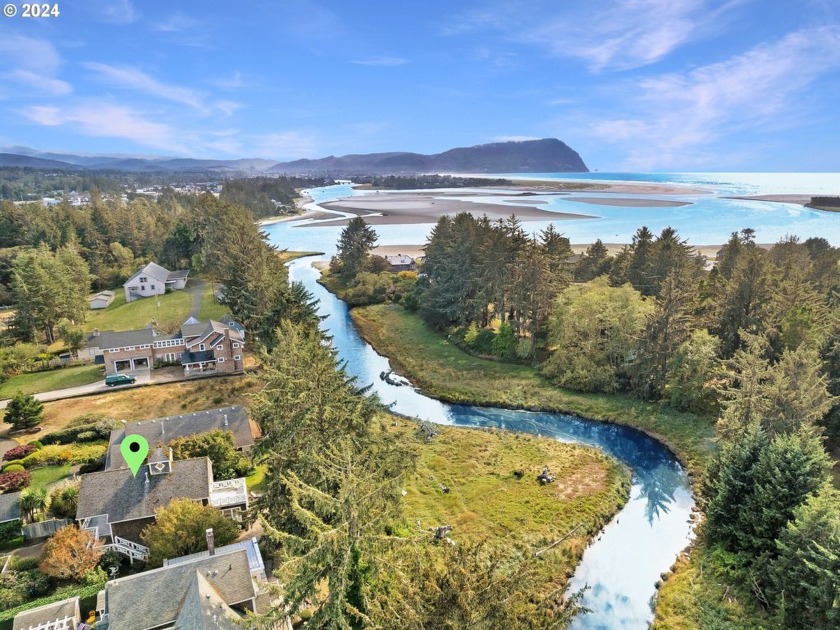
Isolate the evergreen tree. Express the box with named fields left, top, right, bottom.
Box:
left=3, top=390, right=44, bottom=430
left=664, top=330, right=723, bottom=415
left=574, top=240, right=612, bottom=282
left=769, top=486, right=840, bottom=629
left=333, top=217, right=379, bottom=283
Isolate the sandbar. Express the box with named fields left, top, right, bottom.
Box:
left=565, top=197, right=691, bottom=208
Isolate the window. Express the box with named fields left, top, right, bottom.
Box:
left=199, top=343, right=205, bottom=351
left=234, top=355, right=241, bottom=361
left=125, top=346, right=135, bottom=351
left=140, top=276, right=147, bottom=283
left=140, top=344, right=150, bottom=349
left=233, top=343, right=240, bottom=348
left=216, top=345, right=223, bottom=351
left=218, top=357, right=225, bottom=363
left=150, top=285, right=155, bottom=291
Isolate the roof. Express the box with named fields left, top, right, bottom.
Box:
left=105, top=406, right=254, bottom=470
left=167, top=269, right=190, bottom=281
left=103, top=549, right=255, bottom=630
left=76, top=457, right=212, bottom=524
left=97, top=328, right=155, bottom=350
left=125, top=262, right=172, bottom=286
left=385, top=254, right=415, bottom=266
left=0, top=491, right=21, bottom=523
left=181, top=350, right=215, bottom=364
left=89, top=290, right=115, bottom=302
left=164, top=537, right=265, bottom=577
left=220, top=314, right=245, bottom=337
left=181, top=322, right=208, bottom=338
left=13, top=596, right=80, bottom=630
left=173, top=571, right=242, bottom=629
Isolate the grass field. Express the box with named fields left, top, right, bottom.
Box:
left=197, top=281, right=228, bottom=321
left=15, top=374, right=262, bottom=441
left=28, top=465, right=73, bottom=493
left=351, top=304, right=716, bottom=476
left=0, top=365, right=102, bottom=399
left=83, top=288, right=193, bottom=332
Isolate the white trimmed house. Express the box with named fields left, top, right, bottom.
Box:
left=123, top=262, right=189, bottom=303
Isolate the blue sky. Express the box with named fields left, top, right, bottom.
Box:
left=1, top=0, right=839, bottom=170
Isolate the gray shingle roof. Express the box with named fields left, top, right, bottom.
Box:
left=76, top=458, right=212, bottom=524
left=104, top=549, right=255, bottom=630
left=173, top=571, right=242, bottom=629
left=13, top=596, right=80, bottom=630
left=181, top=322, right=208, bottom=338
left=0, top=491, right=21, bottom=523
left=97, top=328, right=155, bottom=350
left=167, top=269, right=190, bottom=281
left=105, top=406, right=254, bottom=470
left=164, top=537, right=265, bottom=578
left=125, top=262, right=172, bottom=286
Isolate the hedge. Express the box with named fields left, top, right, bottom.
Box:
left=21, top=444, right=106, bottom=469
left=39, top=420, right=120, bottom=446
left=2, top=445, right=36, bottom=462
left=0, top=582, right=104, bottom=623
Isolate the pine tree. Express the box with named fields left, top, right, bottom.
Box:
left=3, top=390, right=44, bottom=430
left=333, top=217, right=379, bottom=283
left=769, top=486, right=840, bottom=629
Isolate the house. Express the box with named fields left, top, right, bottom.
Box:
left=0, top=491, right=21, bottom=527
left=96, top=547, right=261, bottom=630
left=383, top=254, right=417, bottom=272
left=76, top=453, right=248, bottom=562
left=164, top=535, right=267, bottom=581
left=104, top=406, right=257, bottom=470
left=123, top=262, right=189, bottom=303
left=12, top=596, right=82, bottom=630
left=89, top=290, right=115, bottom=310
left=92, top=316, right=245, bottom=376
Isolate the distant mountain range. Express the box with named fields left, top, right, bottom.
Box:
left=0, top=139, right=588, bottom=175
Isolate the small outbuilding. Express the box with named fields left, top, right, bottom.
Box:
left=89, top=290, right=115, bottom=310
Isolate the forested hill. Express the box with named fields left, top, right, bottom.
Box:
left=269, top=138, right=589, bottom=175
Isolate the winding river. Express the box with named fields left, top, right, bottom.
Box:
left=280, top=256, right=695, bottom=629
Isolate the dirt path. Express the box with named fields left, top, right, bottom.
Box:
left=187, top=278, right=205, bottom=318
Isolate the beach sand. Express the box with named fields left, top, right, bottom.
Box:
left=725, top=194, right=813, bottom=205
left=565, top=197, right=691, bottom=208
left=310, top=192, right=597, bottom=226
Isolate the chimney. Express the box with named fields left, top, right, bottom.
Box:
left=223, top=414, right=228, bottom=427
left=206, top=528, right=215, bottom=556
left=93, top=328, right=100, bottom=338
left=161, top=419, right=165, bottom=435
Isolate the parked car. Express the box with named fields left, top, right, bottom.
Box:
left=105, top=374, right=136, bottom=387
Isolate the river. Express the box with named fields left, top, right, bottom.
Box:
left=278, top=251, right=694, bottom=629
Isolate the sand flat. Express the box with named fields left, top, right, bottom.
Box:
left=566, top=197, right=691, bottom=208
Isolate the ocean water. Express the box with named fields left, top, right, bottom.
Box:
left=263, top=173, right=840, bottom=253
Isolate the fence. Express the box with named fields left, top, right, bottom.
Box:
left=23, top=518, right=70, bottom=541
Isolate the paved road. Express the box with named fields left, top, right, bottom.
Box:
left=0, top=371, right=152, bottom=410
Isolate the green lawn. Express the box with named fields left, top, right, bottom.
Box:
left=83, top=288, right=192, bottom=332
left=0, top=365, right=102, bottom=399
left=28, top=464, right=73, bottom=492
left=197, top=281, right=228, bottom=321
left=245, top=464, right=268, bottom=493
left=351, top=304, right=716, bottom=476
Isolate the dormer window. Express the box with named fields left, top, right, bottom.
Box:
left=154, top=462, right=167, bottom=473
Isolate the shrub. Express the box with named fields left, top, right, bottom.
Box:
left=10, top=556, right=38, bottom=572
left=2, top=465, right=24, bottom=473
left=48, top=483, right=79, bottom=519
left=0, top=519, right=22, bottom=544
left=21, top=444, right=106, bottom=469
left=40, top=419, right=120, bottom=445
left=78, top=457, right=105, bottom=474
left=2, top=444, right=36, bottom=461
left=67, top=413, right=113, bottom=428
left=2, top=460, right=24, bottom=470
left=0, top=470, right=30, bottom=493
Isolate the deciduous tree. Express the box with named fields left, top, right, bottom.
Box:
left=39, top=526, right=102, bottom=581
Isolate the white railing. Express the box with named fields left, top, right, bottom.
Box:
left=104, top=537, right=149, bottom=562
left=27, top=616, right=76, bottom=630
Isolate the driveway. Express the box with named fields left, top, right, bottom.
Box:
left=0, top=370, right=152, bottom=409
left=187, top=278, right=206, bottom=318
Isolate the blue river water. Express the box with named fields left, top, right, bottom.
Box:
left=266, top=173, right=837, bottom=628
left=285, top=257, right=694, bottom=629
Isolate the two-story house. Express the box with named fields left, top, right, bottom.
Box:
left=75, top=450, right=249, bottom=562
left=123, top=262, right=189, bottom=303
left=92, top=316, right=245, bottom=376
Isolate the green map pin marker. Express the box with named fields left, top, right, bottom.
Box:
left=121, top=435, right=149, bottom=477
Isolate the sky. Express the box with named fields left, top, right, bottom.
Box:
left=1, top=0, right=839, bottom=171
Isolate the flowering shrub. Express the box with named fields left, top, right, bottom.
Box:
left=0, top=470, right=31, bottom=493
left=2, top=445, right=36, bottom=462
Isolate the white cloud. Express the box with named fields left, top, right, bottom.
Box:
left=0, top=34, right=71, bottom=96
left=586, top=26, right=840, bottom=168
left=450, top=0, right=747, bottom=71
left=84, top=63, right=239, bottom=116
left=87, top=0, right=137, bottom=24
left=21, top=103, right=182, bottom=152
left=351, top=56, right=409, bottom=67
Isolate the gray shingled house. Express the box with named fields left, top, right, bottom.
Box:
left=96, top=548, right=259, bottom=630
left=12, top=596, right=82, bottom=630
left=104, top=405, right=257, bottom=471
left=76, top=452, right=248, bottom=562
left=0, top=491, right=21, bottom=527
